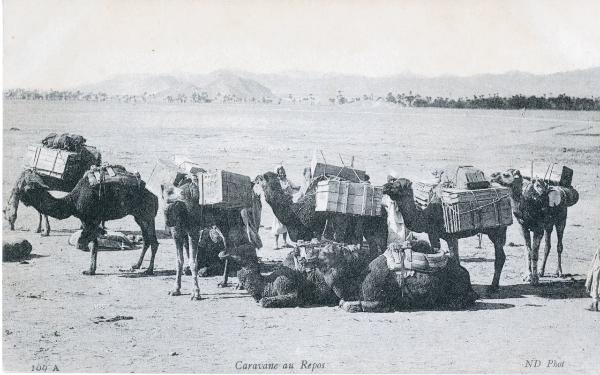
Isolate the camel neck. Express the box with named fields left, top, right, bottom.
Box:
left=264, top=189, right=295, bottom=224
left=29, top=190, right=75, bottom=220
left=393, top=191, right=422, bottom=229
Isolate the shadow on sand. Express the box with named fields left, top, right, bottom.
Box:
left=118, top=269, right=177, bottom=278
left=474, top=279, right=588, bottom=300
left=461, top=257, right=494, bottom=263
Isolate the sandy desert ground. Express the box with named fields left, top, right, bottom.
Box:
left=2, top=101, right=600, bottom=373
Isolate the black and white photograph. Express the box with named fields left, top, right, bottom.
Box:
left=2, top=0, right=599, bottom=373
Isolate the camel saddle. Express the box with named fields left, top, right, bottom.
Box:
left=86, top=165, right=145, bottom=190
left=384, top=241, right=449, bottom=275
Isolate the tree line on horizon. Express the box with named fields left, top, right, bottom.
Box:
left=4, top=88, right=600, bottom=111
left=378, top=91, right=599, bottom=111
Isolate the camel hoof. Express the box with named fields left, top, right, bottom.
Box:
left=191, top=290, right=202, bottom=301
left=184, top=266, right=192, bottom=276
left=131, top=264, right=141, bottom=270
left=168, top=290, right=181, bottom=296
left=82, top=270, right=96, bottom=276
left=555, top=271, right=564, bottom=278
left=340, top=301, right=362, bottom=313
left=217, top=282, right=230, bottom=288
left=143, top=268, right=154, bottom=276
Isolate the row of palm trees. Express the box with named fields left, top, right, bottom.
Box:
left=6, top=88, right=599, bottom=110
left=327, top=90, right=599, bottom=110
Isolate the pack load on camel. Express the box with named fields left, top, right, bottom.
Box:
left=86, top=164, right=145, bottom=190
left=414, top=165, right=513, bottom=234
left=198, top=169, right=254, bottom=208
left=315, top=179, right=383, bottom=216
left=521, top=162, right=578, bottom=208
left=309, top=151, right=383, bottom=217
left=526, top=162, right=574, bottom=187
left=145, top=157, right=206, bottom=196
left=26, top=132, right=101, bottom=182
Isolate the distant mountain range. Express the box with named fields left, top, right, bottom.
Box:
left=74, top=67, right=600, bottom=100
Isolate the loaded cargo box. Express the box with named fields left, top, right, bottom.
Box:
left=441, top=187, right=513, bottom=233
left=198, top=170, right=253, bottom=208
left=146, top=158, right=205, bottom=196
left=310, top=162, right=367, bottom=183
left=26, top=145, right=79, bottom=181
left=413, top=181, right=439, bottom=209
left=315, top=180, right=383, bottom=216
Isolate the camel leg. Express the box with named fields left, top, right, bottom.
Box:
left=145, top=242, right=159, bottom=275
left=555, top=219, right=567, bottom=277
left=132, top=244, right=149, bottom=270
left=189, top=230, right=201, bottom=300
left=218, top=259, right=230, bottom=287
left=41, top=215, right=50, bottom=237
left=520, top=225, right=533, bottom=281
left=540, top=225, right=554, bottom=277
left=184, top=236, right=192, bottom=276
left=530, top=230, right=543, bottom=285
left=36, top=212, right=43, bottom=233
left=132, top=217, right=149, bottom=270
left=488, top=229, right=506, bottom=292
left=447, top=238, right=460, bottom=264
left=428, top=234, right=441, bottom=250
left=145, top=221, right=159, bottom=275
left=169, top=230, right=184, bottom=296
left=83, top=239, right=98, bottom=275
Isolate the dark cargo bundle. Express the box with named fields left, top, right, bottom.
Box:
left=41, top=133, right=87, bottom=152
left=548, top=186, right=579, bottom=208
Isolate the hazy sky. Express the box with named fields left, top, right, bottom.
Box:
left=4, top=0, right=600, bottom=89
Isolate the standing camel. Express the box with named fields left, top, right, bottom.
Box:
left=253, top=172, right=387, bottom=256
left=4, top=147, right=101, bottom=235
left=9, top=169, right=159, bottom=275
left=491, top=169, right=579, bottom=283
left=162, top=177, right=262, bottom=300
left=382, top=178, right=509, bottom=291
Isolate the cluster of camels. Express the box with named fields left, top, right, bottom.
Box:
left=3, top=152, right=578, bottom=311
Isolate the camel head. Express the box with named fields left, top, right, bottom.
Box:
left=253, top=172, right=285, bottom=199
left=382, top=178, right=414, bottom=202
left=4, top=170, right=49, bottom=229
left=218, top=243, right=259, bottom=268
left=490, top=169, right=527, bottom=198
